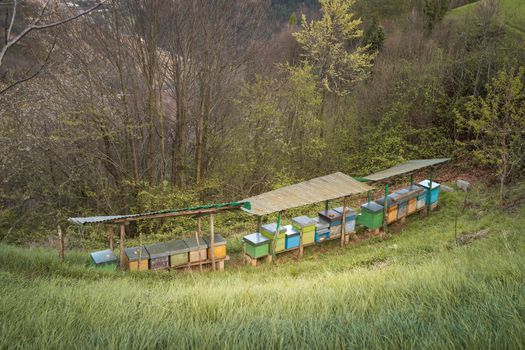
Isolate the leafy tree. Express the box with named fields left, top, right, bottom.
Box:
left=456, top=68, right=525, bottom=207
left=289, top=12, right=298, bottom=27
left=293, top=0, right=375, bottom=96
left=423, top=0, right=451, bottom=32
left=363, top=18, right=386, bottom=53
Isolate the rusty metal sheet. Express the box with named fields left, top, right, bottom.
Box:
left=242, top=172, right=373, bottom=216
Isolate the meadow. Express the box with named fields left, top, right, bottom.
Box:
left=1, top=182, right=524, bottom=349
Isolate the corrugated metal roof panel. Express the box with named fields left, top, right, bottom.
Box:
left=68, top=201, right=249, bottom=225
left=364, top=158, right=451, bottom=182
left=242, top=172, right=373, bottom=216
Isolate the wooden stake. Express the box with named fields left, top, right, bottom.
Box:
left=108, top=225, right=114, bottom=251
left=57, top=225, right=64, bottom=263
left=195, top=224, right=203, bottom=272
left=119, top=224, right=126, bottom=269
left=210, top=213, right=216, bottom=271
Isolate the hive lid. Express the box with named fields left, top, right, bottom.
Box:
left=202, top=234, right=227, bottom=247
left=183, top=237, right=208, bottom=251
left=145, top=243, right=171, bottom=259
left=292, top=216, right=316, bottom=228
left=376, top=196, right=396, bottom=206
left=361, top=201, right=383, bottom=213
left=418, top=180, right=440, bottom=190
left=406, top=185, right=424, bottom=194
left=90, top=249, right=117, bottom=265
left=332, top=207, right=357, bottom=217
left=243, top=232, right=270, bottom=246
left=314, top=217, right=330, bottom=230
left=318, top=209, right=342, bottom=222
left=164, top=239, right=190, bottom=254
left=283, top=224, right=300, bottom=237
left=393, top=189, right=410, bottom=203
left=124, top=246, right=149, bottom=262
left=261, top=223, right=286, bottom=234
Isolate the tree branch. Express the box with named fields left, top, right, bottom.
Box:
left=0, top=0, right=104, bottom=67
left=0, top=36, right=56, bottom=95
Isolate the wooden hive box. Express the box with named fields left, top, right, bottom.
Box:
left=243, top=232, right=270, bottom=259
left=283, top=225, right=300, bottom=250
left=417, top=190, right=427, bottom=209
left=164, top=239, right=189, bottom=268
left=90, top=249, right=118, bottom=271
left=417, top=180, right=441, bottom=206
left=202, top=234, right=227, bottom=260
left=405, top=185, right=424, bottom=215
left=333, top=207, right=357, bottom=233
left=292, top=216, right=316, bottom=246
left=261, top=223, right=286, bottom=253
left=145, top=243, right=170, bottom=270
left=318, top=209, right=342, bottom=226
left=357, top=201, right=384, bottom=229
left=376, top=196, right=398, bottom=224
left=184, top=237, right=208, bottom=263
left=124, top=246, right=149, bottom=271
left=392, top=190, right=410, bottom=219
left=314, top=218, right=330, bottom=243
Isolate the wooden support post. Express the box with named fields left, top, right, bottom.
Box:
left=325, top=200, right=329, bottom=212
left=195, top=229, right=203, bottom=272
left=256, top=216, right=262, bottom=233
left=382, top=184, right=389, bottom=238
left=210, top=214, right=216, bottom=271
left=367, top=191, right=371, bottom=205
left=299, top=228, right=304, bottom=257
left=272, top=211, right=282, bottom=261
left=108, top=225, right=114, bottom=251
left=119, top=224, right=126, bottom=269
left=410, top=174, right=414, bottom=187
left=57, top=225, right=64, bottom=263
left=341, top=196, right=347, bottom=247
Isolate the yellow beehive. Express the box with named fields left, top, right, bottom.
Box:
left=407, top=197, right=417, bottom=215
left=202, top=235, right=227, bottom=260
left=124, top=246, right=149, bottom=271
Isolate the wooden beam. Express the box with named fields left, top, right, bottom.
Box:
left=57, top=225, right=64, bottom=263
left=119, top=224, right=126, bottom=269
left=210, top=214, right=216, bottom=271
left=109, top=205, right=244, bottom=224
left=108, top=225, right=114, bottom=251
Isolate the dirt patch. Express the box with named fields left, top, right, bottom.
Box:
left=456, top=229, right=489, bottom=246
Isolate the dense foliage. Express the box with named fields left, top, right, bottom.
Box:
left=0, top=0, right=524, bottom=243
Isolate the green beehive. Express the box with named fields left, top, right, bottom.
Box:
left=243, top=232, right=270, bottom=259
left=292, top=216, right=316, bottom=246
left=164, top=239, right=189, bottom=267
left=261, top=223, right=286, bottom=253
left=357, top=201, right=384, bottom=229
left=90, top=249, right=118, bottom=270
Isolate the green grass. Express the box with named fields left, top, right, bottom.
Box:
left=1, top=183, right=525, bottom=349
left=448, top=0, right=525, bottom=34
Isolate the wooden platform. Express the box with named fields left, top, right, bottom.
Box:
left=244, top=254, right=272, bottom=266
left=171, top=255, right=230, bottom=271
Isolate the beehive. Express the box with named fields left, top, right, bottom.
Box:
left=164, top=239, right=189, bottom=268
left=283, top=225, right=300, bottom=250
left=261, top=223, right=286, bottom=253
left=90, top=249, right=118, bottom=270
left=405, top=185, right=424, bottom=215
left=318, top=209, right=342, bottom=226
left=333, top=207, right=357, bottom=233
left=315, top=218, right=330, bottom=243
left=184, top=237, right=208, bottom=263
left=243, top=232, right=270, bottom=259
left=376, top=196, right=398, bottom=224
left=145, top=243, right=170, bottom=270
left=417, top=190, right=427, bottom=209
left=202, top=234, right=227, bottom=260
left=357, top=201, right=384, bottom=229
left=418, top=180, right=441, bottom=206
left=292, top=216, right=316, bottom=246
left=123, top=246, right=149, bottom=271
left=392, top=189, right=410, bottom=219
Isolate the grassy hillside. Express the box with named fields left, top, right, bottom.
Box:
left=1, top=182, right=525, bottom=348
left=448, top=0, right=525, bottom=34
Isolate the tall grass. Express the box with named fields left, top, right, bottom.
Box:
left=1, top=184, right=525, bottom=349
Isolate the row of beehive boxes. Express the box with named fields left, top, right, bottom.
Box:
left=243, top=180, right=441, bottom=259
left=358, top=180, right=441, bottom=228
left=90, top=234, right=227, bottom=271
left=243, top=207, right=358, bottom=259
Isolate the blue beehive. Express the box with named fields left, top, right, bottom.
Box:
left=333, top=207, right=357, bottom=233
left=418, top=180, right=441, bottom=205
left=314, top=218, right=330, bottom=243
left=283, top=225, right=300, bottom=250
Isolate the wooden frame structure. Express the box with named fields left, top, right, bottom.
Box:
left=68, top=201, right=249, bottom=271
